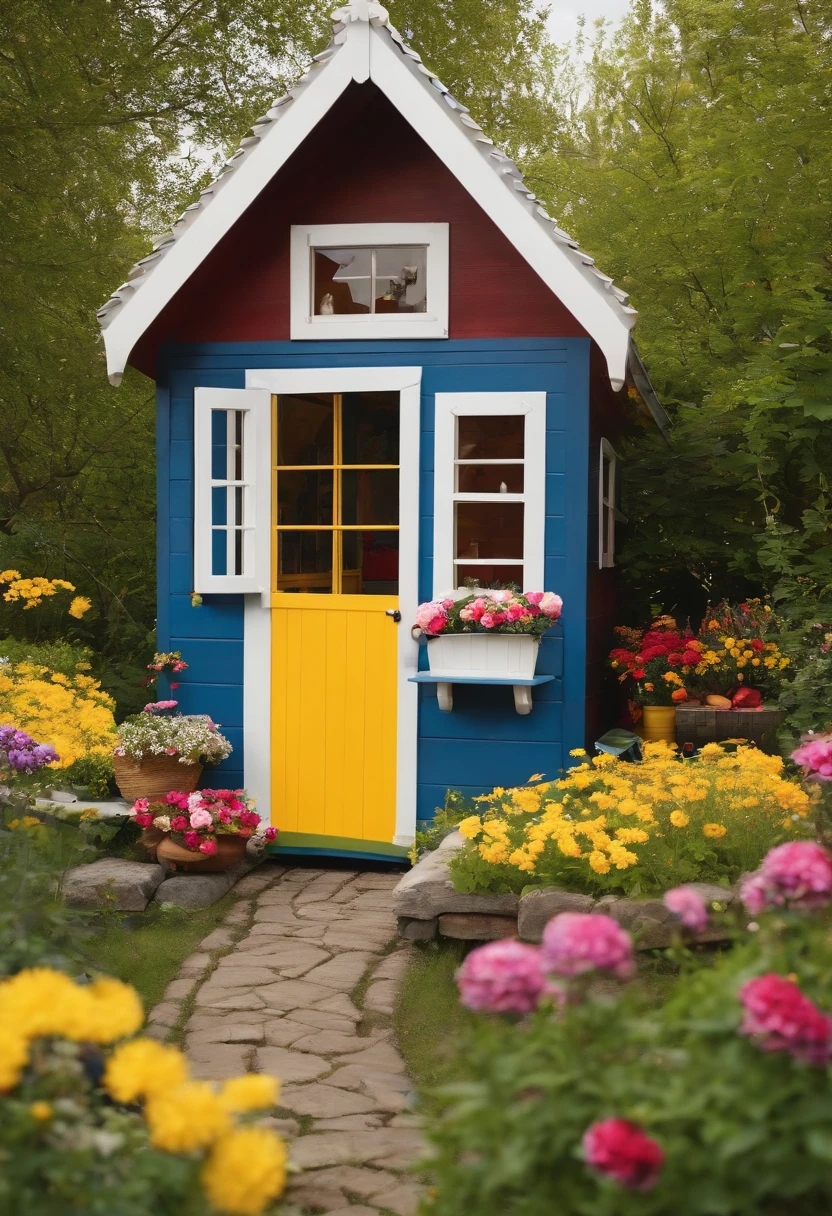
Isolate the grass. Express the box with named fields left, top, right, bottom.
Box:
left=394, top=939, right=478, bottom=1096
left=80, top=891, right=240, bottom=1010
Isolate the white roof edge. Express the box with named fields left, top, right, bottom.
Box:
left=99, top=0, right=636, bottom=389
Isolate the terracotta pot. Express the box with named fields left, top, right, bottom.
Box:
left=156, top=833, right=248, bottom=873
left=112, top=753, right=202, bottom=802
left=641, top=705, right=677, bottom=744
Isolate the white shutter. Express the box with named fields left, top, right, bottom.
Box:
left=193, top=388, right=271, bottom=594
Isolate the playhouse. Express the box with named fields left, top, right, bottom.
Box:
left=98, top=0, right=667, bottom=861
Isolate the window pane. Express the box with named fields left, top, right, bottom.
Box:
left=341, top=469, right=399, bottom=526
left=276, top=531, right=333, bottom=593
left=343, top=531, right=399, bottom=595
left=457, top=415, right=524, bottom=460
left=456, top=464, right=524, bottom=494
left=211, top=486, right=227, bottom=526
left=211, top=409, right=228, bottom=479
left=374, top=247, right=427, bottom=314
left=314, top=248, right=372, bottom=314
left=453, top=563, right=523, bottom=590
left=211, top=528, right=227, bottom=576
left=277, top=394, right=333, bottom=466
left=342, top=392, right=399, bottom=464
left=456, top=502, right=524, bottom=560
left=277, top=470, right=333, bottom=526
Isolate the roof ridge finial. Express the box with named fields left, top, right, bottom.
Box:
left=331, top=0, right=390, bottom=25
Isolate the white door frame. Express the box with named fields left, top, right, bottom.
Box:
left=243, top=365, right=422, bottom=847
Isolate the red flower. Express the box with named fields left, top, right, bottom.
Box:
left=583, top=1118, right=664, bottom=1190
left=682, top=649, right=701, bottom=666
left=732, top=687, right=762, bottom=709
left=183, top=831, right=201, bottom=850
left=170, top=815, right=188, bottom=832
left=750, top=638, right=765, bottom=652
left=134, top=812, right=154, bottom=829
left=199, top=839, right=218, bottom=855
left=667, top=652, right=684, bottom=666
left=632, top=669, right=646, bottom=680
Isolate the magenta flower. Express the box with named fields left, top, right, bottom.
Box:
left=183, top=830, right=201, bottom=850
left=541, top=913, right=635, bottom=980
left=455, top=940, right=560, bottom=1015
left=740, top=841, right=832, bottom=913
left=414, top=601, right=448, bottom=634
left=792, top=733, right=832, bottom=782
left=740, top=973, right=832, bottom=1065
left=199, top=839, right=218, bottom=855
left=524, top=591, right=544, bottom=606
left=582, top=1118, right=664, bottom=1190
left=663, top=885, right=709, bottom=932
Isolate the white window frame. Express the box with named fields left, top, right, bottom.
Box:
left=290, top=222, right=449, bottom=340
left=433, top=392, right=546, bottom=597
left=193, top=387, right=271, bottom=594
left=599, top=437, right=626, bottom=568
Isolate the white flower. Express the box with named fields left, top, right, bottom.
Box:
left=187, top=791, right=202, bottom=811
left=152, top=814, right=171, bottom=831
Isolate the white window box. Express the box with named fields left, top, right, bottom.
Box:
left=290, top=223, right=449, bottom=340
left=427, top=632, right=540, bottom=680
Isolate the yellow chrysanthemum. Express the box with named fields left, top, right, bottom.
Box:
left=201, top=1127, right=287, bottom=1216
left=145, top=1082, right=231, bottom=1153
left=588, top=850, right=610, bottom=874
left=219, top=1074, right=279, bottom=1113
left=0, top=1033, right=29, bottom=1091
left=615, top=827, right=649, bottom=845
left=68, top=596, right=92, bottom=619
left=703, top=823, right=727, bottom=839
left=669, top=811, right=689, bottom=828
left=569, top=748, right=587, bottom=757
left=29, top=1100, right=53, bottom=1121
left=457, top=815, right=483, bottom=840
left=105, top=1039, right=190, bottom=1104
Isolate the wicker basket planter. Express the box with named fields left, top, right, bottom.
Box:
left=155, top=833, right=247, bottom=874
left=675, top=705, right=786, bottom=753
left=112, top=753, right=203, bottom=802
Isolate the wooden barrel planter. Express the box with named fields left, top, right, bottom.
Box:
left=675, top=706, right=785, bottom=753
left=112, top=753, right=203, bottom=802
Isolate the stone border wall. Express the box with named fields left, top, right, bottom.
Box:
left=394, top=833, right=734, bottom=949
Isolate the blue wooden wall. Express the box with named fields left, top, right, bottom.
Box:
left=156, top=338, right=590, bottom=817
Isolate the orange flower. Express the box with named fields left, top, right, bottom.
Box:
left=671, top=688, right=688, bottom=703
left=644, top=682, right=655, bottom=692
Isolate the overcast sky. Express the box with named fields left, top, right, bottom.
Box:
left=543, top=0, right=632, bottom=45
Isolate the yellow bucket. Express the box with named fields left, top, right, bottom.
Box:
left=642, top=705, right=677, bottom=744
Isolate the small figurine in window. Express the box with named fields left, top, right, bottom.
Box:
left=319, top=293, right=335, bottom=315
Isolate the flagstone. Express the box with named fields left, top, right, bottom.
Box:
left=364, top=979, right=398, bottom=1015
left=290, top=1129, right=425, bottom=1169
left=314, top=1114, right=387, bottom=1131
left=195, top=990, right=266, bottom=1011
left=371, top=1182, right=424, bottom=1215
left=289, top=1029, right=379, bottom=1055
left=147, top=1001, right=180, bottom=1027
left=254, top=1045, right=330, bottom=1083
left=257, top=978, right=334, bottom=1010
left=295, top=903, right=342, bottom=921
left=199, top=927, right=236, bottom=949
left=301, top=952, right=373, bottom=990
left=179, top=951, right=211, bottom=976
left=262, top=1019, right=313, bottom=1048
left=326, top=1065, right=412, bottom=1094
left=335, top=1041, right=407, bottom=1073
left=187, top=1043, right=251, bottom=1079
left=287, top=1008, right=359, bottom=1034
left=211, top=964, right=279, bottom=986
left=311, top=992, right=362, bottom=1021
left=253, top=905, right=305, bottom=925
left=186, top=1021, right=265, bottom=1046
left=278, top=1082, right=383, bottom=1118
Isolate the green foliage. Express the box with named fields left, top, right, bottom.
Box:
left=0, top=636, right=93, bottom=680
left=413, top=789, right=471, bottom=858
left=425, top=911, right=832, bottom=1216
left=778, top=620, right=832, bottom=741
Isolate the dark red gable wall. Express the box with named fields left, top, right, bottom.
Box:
left=131, top=82, right=586, bottom=374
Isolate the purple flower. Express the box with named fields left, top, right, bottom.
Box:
left=663, top=885, right=709, bottom=932
left=740, top=841, right=832, bottom=914
left=455, top=939, right=560, bottom=1015
left=541, top=912, right=635, bottom=980
left=0, top=724, right=59, bottom=773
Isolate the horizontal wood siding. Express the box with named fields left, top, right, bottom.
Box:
left=157, top=338, right=590, bottom=822
left=133, top=84, right=584, bottom=376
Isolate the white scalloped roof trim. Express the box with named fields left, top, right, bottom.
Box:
left=97, top=0, right=636, bottom=336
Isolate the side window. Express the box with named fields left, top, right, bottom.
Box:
left=599, top=438, right=625, bottom=568
left=433, top=393, right=546, bottom=595
left=193, top=388, right=271, bottom=594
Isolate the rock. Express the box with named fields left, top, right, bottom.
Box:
left=288, top=1008, right=359, bottom=1033
left=154, top=873, right=231, bottom=909
left=517, top=888, right=596, bottom=942
left=371, top=1181, right=424, bottom=1215
left=188, top=1043, right=251, bottom=1079
left=328, top=1065, right=412, bottom=1094
left=186, top=1021, right=265, bottom=1046
left=210, top=963, right=278, bottom=987
left=289, top=1128, right=424, bottom=1169
left=438, top=913, right=518, bottom=940
left=199, top=927, right=236, bottom=950
left=312, top=993, right=362, bottom=1022
left=195, top=990, right=266, bottom=1012
left=278, top=1082, right=383, bottom=1118
left=372, top=949, right=412, bottom=981
left=335, top=1041, right=406, bottom=1073
left=147, top=1001, right=180, bottom=1028
left=254, top=1046, right=329, bottom=1082
left=687, top=882, right=735, bottom=907
left=179, top=951, right=211, bottom=976
left=397, top=916, right=438, bottom=940
left=302, top=952, right=373, bottom=991
left=262, top=1019, right=312, bottom=1048
left=257, top=978, right=334, bottom=1010
left=290, top=1029, right=376, bottom=1055
left=393, top=833, right=518, bottom=919
left=363, top=978, right=398, bottom=1014
left=63, top=859, right=165, bottom=911
left=163, top=977, right=196, bottom=1002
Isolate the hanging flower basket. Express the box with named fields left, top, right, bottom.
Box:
left=112, top=707, right=232, bottom=802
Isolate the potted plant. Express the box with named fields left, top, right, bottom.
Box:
left=131, top=787, right=277, bottom=871
left=112, top=702, right=232, bottom=801
left=609, top=616, right=692, bottom=742
left=413, top=590, right=563, bottom=680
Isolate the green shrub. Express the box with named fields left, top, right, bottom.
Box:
left=425, top=911, right=832, bottom=1216
left=0, top=636, right=94, bottom=679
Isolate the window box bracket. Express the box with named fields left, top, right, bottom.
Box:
left=407, top=672, right=555, bottom=715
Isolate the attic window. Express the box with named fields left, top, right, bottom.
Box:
left=291, top=223, right=449, bottom=340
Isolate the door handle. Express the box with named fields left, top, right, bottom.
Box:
left=386, top=610, right=402, bottom=622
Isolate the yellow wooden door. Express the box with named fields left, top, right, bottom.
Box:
left=270, top=389, right=401, bottom=849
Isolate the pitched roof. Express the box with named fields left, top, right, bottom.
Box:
left=98, top=0, right=638, bottom=388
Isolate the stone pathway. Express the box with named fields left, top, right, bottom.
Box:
left=147, top=863, right=426, bottom=1216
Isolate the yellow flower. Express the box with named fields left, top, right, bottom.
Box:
left=145, top=1082, right=231, bottom=1152
left=669, top=810, right=689, bottom=828
left=0, top=1033, right=29, bottom=1090
left=105, top=1039, right=190, bottom=1104
left=588, top=850, right=611, bottom=874
left=457, top=816, right=483, bottom=840
left=569, top=748, right=587, bottom=757
left=29, top=1101, right=53, bottom=1121
left=615, top=827, right=649, bottom=845
left=742, top=649, right=753, bottom=659
left=699, top=743, right=724, bottom=759
left=556, top=835, right=582, bottom=858
left=508, top=848, right=537, bottom=872
left=201, top=1127, right=287, bottom=1215
left=527, top=772, right=545, bottom=782
left=0, top=969, right=142, bottom=1045
left=85, top=977, right=144, bottom=1043
left=68, top=596, right=92, bottom=619
left=703, top=823, right=727, bottom=839
left=478, top=841, right=509, bottom=864
left=723, top=637, right=736, bottom=648
left=219, top=1074, right=279, bottom=1113
left=8, top=816, right=40, bottom=830
left=607, top=844, right=638, bottom=870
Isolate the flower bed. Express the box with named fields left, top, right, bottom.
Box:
left=446, top=742, right=811, bottom=899
left=0, top=660, right=116, bottom=771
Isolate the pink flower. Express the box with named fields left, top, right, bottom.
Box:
left=792, top=733, right=832, bottom=782
left=539, top=592, right=563, bottom=620
left=459, top=606, right=475, bottom=622
left=263, top=827, right=277, bottom=842
left=183, top=831, right=201, bottom=850
left=132, top=798, right=149, bottom=814
left=170, top=816, right=188, bottom=832
left=133, top=812, right=154, bottom=829
left=489, top=589, right=513, bottom=603
left=415, top=601, right=448, bottom=633
left=739, top=841, right=832, bottom=913
left=142, top=699, right=178, bottom=714
left=480, top=612, right=496, bottom=629
left=164, top=747, right=177, bottom=755
left=583, top=1119, right=664, bottom=1190
left=442, top=598, right=456, bottom=609
left=189, top=808, right=213, bottom=829
left=740, top=973, right=832, bottom=1064
left=663, top=885, right=709, bottom=932
left=229, top=799, right=245, bottom=811
left=541, top=913, right=635, bottom=980
left=524, top=591, right=544, bottom=606
left=199, top=839, right=218, bottom=855
left=240, top=810, right=261, bottom=827
left=456, top=940, right=562, bottom=1015
left=217, top=809, right=232, bottom=824
left=165, top=791, right=188, bottom=807
left=506, top=603, right=526, bottom=621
